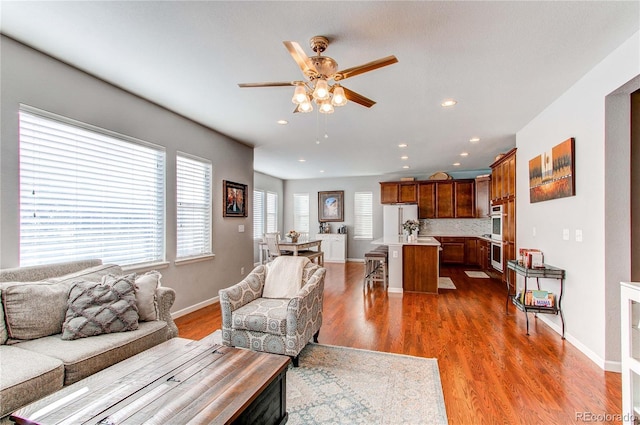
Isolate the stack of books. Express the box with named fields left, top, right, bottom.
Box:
left=518, top=290, right=555, bottom=307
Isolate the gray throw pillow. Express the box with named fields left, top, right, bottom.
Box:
left=61, top=274, right=139, bottom=340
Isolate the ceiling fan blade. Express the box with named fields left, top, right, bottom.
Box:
left=238, top=81, right=302, bottom=88
left=283, top=41, right=318, bottom=77
left=334, top=55, right=398, bottom=81
left=342, top=87, right=376, bottom=108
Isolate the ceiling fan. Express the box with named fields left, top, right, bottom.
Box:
left=238, top=36, right=398, bottom=114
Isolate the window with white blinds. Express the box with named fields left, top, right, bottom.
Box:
left=266, top=192, right=278, bottom=233
left=18, top=106, right=165, bottom=267
left=176, top=153, right=212, bottom=259
left=354, top=191, right=373, bottom=239
left=293, top=193, right=310, bottom=233
left=253, top=190, right=265, bottom=239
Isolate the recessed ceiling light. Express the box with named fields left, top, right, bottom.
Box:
left=320, top=170, right=325, bottom=173
left=298, top=159, right=306, bottom=162
left=402, top=165, right=410, bottom=169
left=460, top=152, right=469, bottom=157
left=277, top=120, right=288, bottom=125
left=441, top=99, right=457, bottom=107
left=398, top=143, right=408, bottom=148
left=401, top=155, right=409, bottom=160
left=453, top=162, right=461, bottom=166
left=469, top=137, right=480, bottom=143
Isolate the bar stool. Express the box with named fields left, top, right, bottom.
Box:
left=364, top=249, right=388, bottom=291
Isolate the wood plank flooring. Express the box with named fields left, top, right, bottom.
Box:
left=174, top=262, right=622, bottom=425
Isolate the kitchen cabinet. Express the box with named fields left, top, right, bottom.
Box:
left=491, top=148, right=517, bottom=286
left=315, top=234, right=347, bottom=263
left=438, top=237, right=466, bottom=264
left=417, top=180, right=476, bottom=219
left=465, top=238, right=479, bottom=266
left=475, top=176, right=491, bottom=218
left=455, top=180, right=475, bottom=218
left=418, top=182, right=436, bottom=218
left=380, top=182, right=418, bottom=204
left=478, top=238, right=490, bottom=271
left=436, top=182, right=455, bottom=218
left=403, top=244, right=439, bottom=293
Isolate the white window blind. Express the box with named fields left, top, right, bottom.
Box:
left=253, top=190, right=265, bottom=239
left=19, top=107, right=165, bottom=267
left=176, top=153, right=212, bottom=259
left=293, top=193, right=310, bottom=233
left=354, top=191, right=373, bottom=239
left=266, top=192, right=278, bottom=233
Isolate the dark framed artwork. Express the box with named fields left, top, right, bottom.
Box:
left=318, top=190, right=344, bottom=222
left=528, top=137, right=575, bottom=203
left=223, top=180, right=247, bottom=217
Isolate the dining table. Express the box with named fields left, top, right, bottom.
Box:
left=259, top=239, right=323, bottom=265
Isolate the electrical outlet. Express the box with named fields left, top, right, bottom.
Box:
left=575, top=229, right=583, bottom=242
left=532, top=226, right=536, bottom=237
left=238, top=225, right=245, bottom=233
left=240, top=267, right=245, bottom=275
left=562, top=228, right=570, bottom=241
left=392, top=251, right=398, bottom=258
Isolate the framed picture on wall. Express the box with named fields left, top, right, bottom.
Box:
left=223, top=180, right=247, bottom=217
left=318, top=190, right=344, bottom=222
left=528, top=137, right=576, bottom=203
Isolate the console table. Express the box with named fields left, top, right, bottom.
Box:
left=505, top=260, right=566, bottom=338
left=11, top=334, right=289, bottom=425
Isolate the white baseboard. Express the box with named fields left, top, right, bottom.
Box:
left=536, top=315, right=618, bottom=372
left=171, top=296, right=219, bottom=319
left=387, top=287, right=403, bottom=294
left=347, top=258, right=365, bottom=263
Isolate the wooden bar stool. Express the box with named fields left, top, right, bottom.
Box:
left=364, top=250, right=387, bottom=291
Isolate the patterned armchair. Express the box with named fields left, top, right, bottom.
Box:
left=219, top=259, right=325, bottom=367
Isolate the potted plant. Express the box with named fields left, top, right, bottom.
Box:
left=403, top=219, right=420, bottom=241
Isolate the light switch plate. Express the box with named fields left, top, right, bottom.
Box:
left=562, top=228, right=569, bottom=241
left=392, top=251, right=398, bottom=258
left=532, top=226, right=536, bottom=237
left=576, top=229, right=583, bottom=242
left=238, top=225, right=245, bottom=233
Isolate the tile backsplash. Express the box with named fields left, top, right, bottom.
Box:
left=420, top=218, right=491, bottom=236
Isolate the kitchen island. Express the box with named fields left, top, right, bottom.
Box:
left=371, top=236, right=441, bottom=294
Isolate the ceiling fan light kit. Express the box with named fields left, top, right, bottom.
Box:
left=239, top=35, right=398, bottom=115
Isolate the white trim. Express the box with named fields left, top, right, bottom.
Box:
left=171, top=296, right=219, bottom=319
left=174, top=254, right=215, bottom=266
left=387, top=287, right=403, bottom=294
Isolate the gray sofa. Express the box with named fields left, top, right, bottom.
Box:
left=0, top=259, right=178, bottom=420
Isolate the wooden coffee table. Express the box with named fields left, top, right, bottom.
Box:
left=11, top=334, right=289, bottom=425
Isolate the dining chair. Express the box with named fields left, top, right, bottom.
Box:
left=264, top=232, right=292, bottom=261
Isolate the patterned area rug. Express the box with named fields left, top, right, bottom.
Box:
left=437, top=277, right=456, bottom=290
left=288, top=344, right=448, bottom=425
left=465, top=270, right=490, bottom=278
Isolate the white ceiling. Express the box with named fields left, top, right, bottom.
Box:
left=1, top=1, right=638, bottom=180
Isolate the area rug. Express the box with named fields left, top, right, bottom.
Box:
left=464, top=270, right=490, bottom=278
left=289, top=344, right=448, bottom=425
left=207, top=331, right=448, bottom=424
left=437, top=277, right=456, bottom=290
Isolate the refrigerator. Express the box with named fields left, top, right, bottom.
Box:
left=383, top=204, right=418, bottom=238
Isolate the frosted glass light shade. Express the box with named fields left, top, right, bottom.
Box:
left=299, top=100, right=313, bottom=113
left=312, top=79, right=330, bottom=101
left=331, top=86, right=348, bottom=106
left=292, top=85, right=307, bottom=104
left=318, top=100, right=334, bottom=114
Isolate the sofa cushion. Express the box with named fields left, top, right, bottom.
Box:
left=133, top=271, right=161, bottom=321
left=62, top=274, right=139, bottom=340
left=0, top=346, right=64, bottom=417
left=0, top=292, right=7, bottom=345
left=0, top=263, right=123, bottom=341
left=232, top=298, right=289, bottom=336
left=14, top=320, right=167, bottom=386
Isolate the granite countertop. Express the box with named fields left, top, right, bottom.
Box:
left=372, top=237, right=441, bottom=246
left=423, top=234, right=493, bottom=242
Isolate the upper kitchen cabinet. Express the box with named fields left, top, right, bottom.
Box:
left=454, top=180, right=475, bottom=218
left=417, top=179, right=475, bottom=219
left=380, top=181, right=418, bottom=204
left=475, top=175, right=491, bottom=218
left=491, top=148, right=517, bottom=202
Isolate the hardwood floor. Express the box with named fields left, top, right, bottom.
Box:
left=174, top=262, right=622, bottom=425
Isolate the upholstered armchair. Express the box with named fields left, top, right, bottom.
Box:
left=219, top=257, right=325, bottom=366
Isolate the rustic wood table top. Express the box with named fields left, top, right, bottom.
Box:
left=11, top=335, right=290, bottom=425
